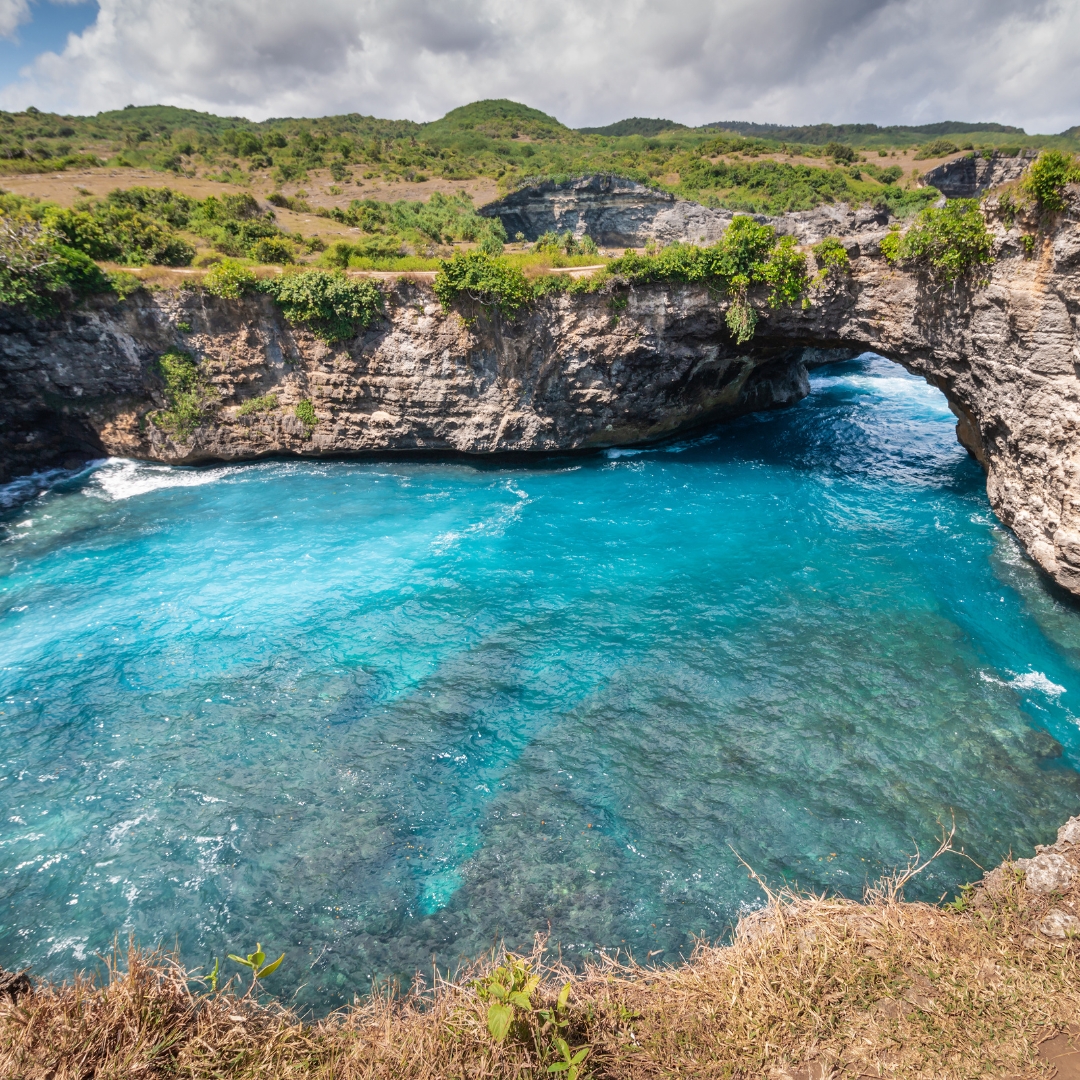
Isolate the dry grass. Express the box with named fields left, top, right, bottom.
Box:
left=3, top=845, right=1079, bottom=1079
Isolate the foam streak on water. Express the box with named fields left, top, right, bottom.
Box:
left=2, top=355, right=1080, bottom=1011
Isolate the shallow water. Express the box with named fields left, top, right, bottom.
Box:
left=3, top=355, right=1080, bottom=1011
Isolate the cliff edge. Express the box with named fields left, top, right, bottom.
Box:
left=2, top=192, right=1080, bottom=598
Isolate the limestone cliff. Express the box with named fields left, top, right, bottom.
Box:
left=2, top=191, right=1080, bottom=600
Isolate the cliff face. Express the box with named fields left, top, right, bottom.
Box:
left=2, top=194, right=1080, bottom=597
left=478, top=174, right=738, bottom=247
left=921, top=151, right=1035, bottom=199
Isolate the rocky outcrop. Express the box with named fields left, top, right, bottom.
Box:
left=3, top=188, right=1080, bottom=600
left=921, top=151, right=1035, bottom=199
left=479, top=174, right=737, bottom=247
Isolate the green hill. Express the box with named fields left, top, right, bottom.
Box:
left=579, top=117, right=688, bottom=137
left=0, top=98, right=1075, bottom=216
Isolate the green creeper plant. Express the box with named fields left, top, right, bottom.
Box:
left=153, top=349, right=207, bottom=439
left=261, top=269, right=383, bottom=342
left=295, top=399, right=317, bottom=427
left=433, top=250, right=533, bottom=319
left=880, top=198, right=993, bottom=288
left=810, top=237, right=851, bottom=285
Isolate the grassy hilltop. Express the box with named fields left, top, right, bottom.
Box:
left=0, top=98, right=1076, bottom=216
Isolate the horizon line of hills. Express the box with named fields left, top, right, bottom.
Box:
left=6, top=98, right=1076, bottom=146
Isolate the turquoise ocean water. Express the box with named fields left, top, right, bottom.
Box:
left=3, top=354, right=1080, bottom=1011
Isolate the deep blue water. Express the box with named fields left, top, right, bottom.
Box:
left=3, top=354, right=1080, bottom=1012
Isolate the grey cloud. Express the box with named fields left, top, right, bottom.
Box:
left=0, top=0, right=1076, bottom=133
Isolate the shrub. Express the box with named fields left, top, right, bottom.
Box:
left=262, top=270, right=383, bottom=341
left=0, top=216, right=110, bottom=313
left=251, top=237, right=294, bottom=264
left=533, top=230, right=598, bottom=257
left=1023, top=150, right=1080, bottom=212
left=914, top=139, right=960, bottom=160
left=153, top=350, right=206, bottom=439
left=477, top=218, right=506, bottom=256
left=811, top=237, right=851, bottom=284
left=203, top=259, right=258, bottom=298
left=433, top=250, right=533, bottom=318
left=825, top=142, right=856, bottom=163
left=880, top=198, right=993, bottom=286
left=44, top=204, right=195, bottom=266
left=106, top=269, right=143, bottom=299
left=295, top=399, right=317, bottom=427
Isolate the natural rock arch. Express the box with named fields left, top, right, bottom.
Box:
left=1, top=194, right=1078, bottom=596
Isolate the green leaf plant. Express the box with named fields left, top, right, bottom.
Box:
left=228, top=942, right=285, bottom=987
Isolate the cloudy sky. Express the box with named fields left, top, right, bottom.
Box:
left=0, top=0, right=1075, bottom=132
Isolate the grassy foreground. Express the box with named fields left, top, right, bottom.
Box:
left=2, top=838, right=1080, bottom=1079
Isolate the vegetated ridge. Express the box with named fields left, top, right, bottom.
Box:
left=0, top=98, right=1075, bottom=216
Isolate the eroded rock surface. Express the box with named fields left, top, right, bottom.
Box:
left=1018, top=853, right=1078, bottom=894
left=2, top=190, right=1080, bottom=599
left=921, top=151, right=1035, bottom=199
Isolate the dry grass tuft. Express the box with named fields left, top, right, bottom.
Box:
left=4, top=832, right=1080, bottom=1078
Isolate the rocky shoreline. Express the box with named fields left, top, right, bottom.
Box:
left=2, top=192, right=1080, bottom=598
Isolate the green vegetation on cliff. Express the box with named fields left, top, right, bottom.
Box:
left=880, top=199, right=994, bottom=286
left=1023, top=150, right=1080, bottom=212
left=433, top=217, right=814, bottom=343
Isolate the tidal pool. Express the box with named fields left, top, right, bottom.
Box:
left=3, top=354, right=1080, bottom=1011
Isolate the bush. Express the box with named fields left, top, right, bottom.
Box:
left=880, top=198, right=993, bottom=286
left=262, top=269, right=383, bottom=341
left=251, top=237, right=294, bottom=264
left=433, top=251, right=534, bottom=318
left=533, top=230, right=598, bottom=257
left=914, top=139, right=960, bottom=160
left=153, top=350, right=206, bottom=439
left=1023, top=150, right=1080, bottom=212
left=605, top=217, right=809, bottom=343
left=203, top=259, right=258, bottom=298
left=0, top=217, right=110, bottom=313
left=825, top=142, right=856, bottom=163
left=811, top=237, right=851, bottom=283
left=295, top=399, right=317, bottom=427
left=44, top=204, right=194, bottom=266
left=477, top=218, right=506, bottom=256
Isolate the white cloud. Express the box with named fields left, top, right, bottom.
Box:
left=0, top=0, right=31, bottom=41
left=0, top=0, right=1077, bottom=133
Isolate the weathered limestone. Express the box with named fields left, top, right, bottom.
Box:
left=1, top=190, right=1080, bottom=599
left=921, top=151, right=1036, bottom=199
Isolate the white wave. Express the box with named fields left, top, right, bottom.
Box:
left=980, top=669, right=1067, bottom=697
left=604, top=448, right=644, bottom=459
left=87, top=458, right=236, bottom=501
left=1009, top=671, right=1066, bottom=697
